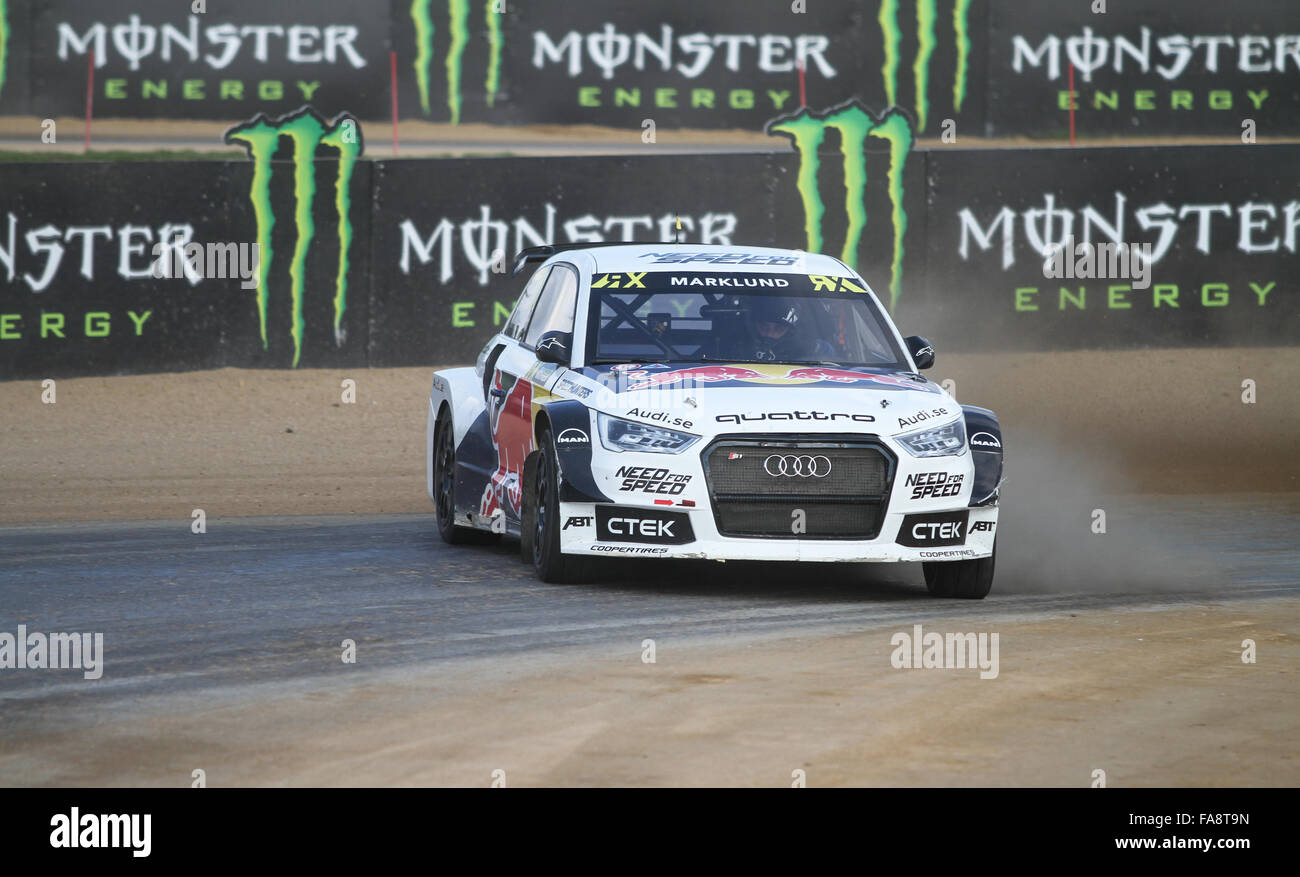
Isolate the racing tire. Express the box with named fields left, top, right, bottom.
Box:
left=530, top=430, right=593, bottom=584
left=520, top=451, right=539, bottom=563
left=923, top=542, right=995, bottom=599
left=433, top=410, right=499, bottom=545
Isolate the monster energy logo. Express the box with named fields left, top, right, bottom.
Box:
left=411, top=0, right=502, bottom=125
left=767, top=101, right=914, bottom=310
left=879, top=0, right=972, bottom=132
left=225, top=107, right=362, bottom=367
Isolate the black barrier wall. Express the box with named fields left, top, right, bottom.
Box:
left=916, top=144, right=1300, bottom=351
left=391, top=0, right=989, bottom=134
left=2, top=139, right=1296, bottom=379
left=9, top=0, right=388, bottom=120
left=2, top=0, right=1297, bottom=137
left=987, top=0, right=1300, bottom=139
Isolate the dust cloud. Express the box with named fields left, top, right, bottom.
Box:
left=994, top=428, right=1226, bottom=594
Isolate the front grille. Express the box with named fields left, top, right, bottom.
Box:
left=704, top=438, right=894, bottom=539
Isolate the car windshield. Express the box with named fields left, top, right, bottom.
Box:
left=587, top=271, right=908, bottom=369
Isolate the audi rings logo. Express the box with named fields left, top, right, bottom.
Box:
left=763, top=454, right=832, bottom=477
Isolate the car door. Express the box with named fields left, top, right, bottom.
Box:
left=482, top=264, right=579, bottom=526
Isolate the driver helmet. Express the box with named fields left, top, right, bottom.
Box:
left=748, top=297, right=800, bottom=343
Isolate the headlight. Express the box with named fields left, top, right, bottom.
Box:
left=598, top=413, right=699, bottom=454
left=898, top=419, right=966, bottom=457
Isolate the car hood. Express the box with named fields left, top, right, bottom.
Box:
left=576, top=362, right=958, bottom=437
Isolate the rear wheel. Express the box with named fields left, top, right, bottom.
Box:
left=923, top=543, right=995, bottom=599
left=529, top=430, right=592, bottom=583
left=433, top=411, right=497, bottom=545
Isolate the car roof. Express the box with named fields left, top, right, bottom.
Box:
left=577, top=244, right=858, bottom=276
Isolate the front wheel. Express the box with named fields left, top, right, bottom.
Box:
left=528, top=430, right=592, bottom=583
left=923, top=543, right=995, bottom=599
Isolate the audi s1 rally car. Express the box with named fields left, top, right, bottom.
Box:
left=426, top=244, right=1004, bottom=598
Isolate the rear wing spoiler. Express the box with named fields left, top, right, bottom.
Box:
left=510, top=242, right=676, bottom=276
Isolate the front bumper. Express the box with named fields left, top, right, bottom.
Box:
left=557, top=431, right=997, bottom=562
left=560, top=512, right=997, bottom=562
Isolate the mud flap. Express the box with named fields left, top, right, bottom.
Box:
left=540, top=400, right=610, bottom=504
left=962, top=405, right=1004, bottom=506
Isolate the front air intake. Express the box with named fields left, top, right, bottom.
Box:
left=702, top=436, right=895, bottom=539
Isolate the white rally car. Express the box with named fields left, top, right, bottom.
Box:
left=427, top=244, right=1003, bottom=598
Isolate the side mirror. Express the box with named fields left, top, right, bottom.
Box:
left=904, top=335, right=935, bottom=370
left=535, top=331, right=572, bottom=365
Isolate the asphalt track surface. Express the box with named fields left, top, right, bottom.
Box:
left=2, top=494, right=1296, bottom=739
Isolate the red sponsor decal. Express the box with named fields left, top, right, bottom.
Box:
left=480, top=371, right=534, bottom=520
left=783, top=366, right=923, bottom=390
left=621, top=364, right=935, bottom=392
left=625, top=365, right=767, bottom=391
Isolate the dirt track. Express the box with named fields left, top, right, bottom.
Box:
left=1, top=350, right=1296, bottom=787
left=200, top=600, right=1298, bottom=787
left=1, top=347, right=1295, bottom=524
left=3, top=116, right=1294, bottom=157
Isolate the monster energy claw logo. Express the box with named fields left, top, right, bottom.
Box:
left=225, top=106, right=362, bottom=367
left=0, top=0, right=9, bottom=100
left=412, top=0, right=503, bottom=125
left=768, top=101, right=913, bottom=310
left=880, top=0, right=971, bottom=131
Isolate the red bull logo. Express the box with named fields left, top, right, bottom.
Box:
left=625, top=365, right=766, bottom=392
left=784, top=366, right=933, bottom=391
left=480, top=371, right=534, bottom=521
left=620, top=363, right=940, bottom=393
